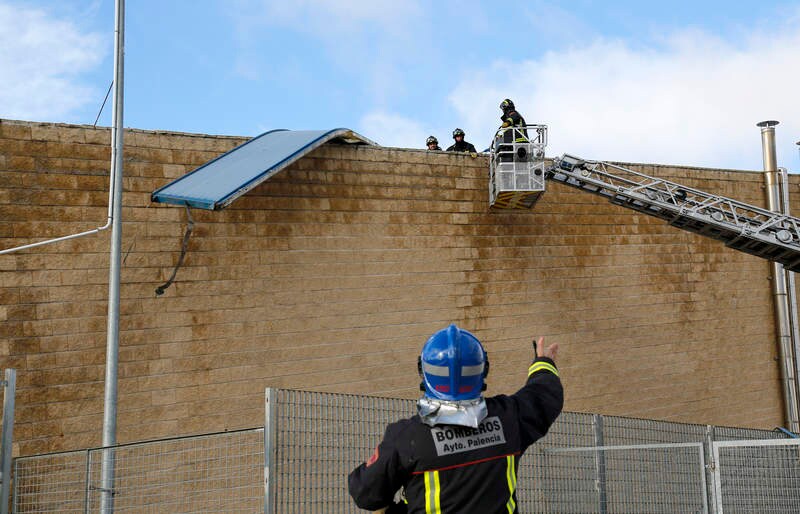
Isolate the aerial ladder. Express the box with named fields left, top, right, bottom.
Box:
left=488, top=125, right=800, bottom=272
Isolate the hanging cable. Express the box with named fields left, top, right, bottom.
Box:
left=94, top=81, right=114, bottom=127
left=155, top=204, right=194, bottom=296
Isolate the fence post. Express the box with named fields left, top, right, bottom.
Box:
left=708, top=426, right=724, bottom=514
left=264, top=388, right=277, bottom=514
left=704, top=425, right=717, bottom=514
left=99, top=445, right=116, bottom=514
left=593, top=413, right=608, bottom=514
left=1, top=369, right=17, bottom=514
left=84, top=449, right=92, bottom=514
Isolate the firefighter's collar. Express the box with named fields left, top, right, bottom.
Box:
left=417, top=396, right=488, bottom=428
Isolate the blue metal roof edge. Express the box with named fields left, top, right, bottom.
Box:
left=151, top=128, right=376, bottom=210
left=216, top=128, right=373, bottom=210
left=150, top=128, right=288, bottom=207
left=147, top=193, right=216, bottom=210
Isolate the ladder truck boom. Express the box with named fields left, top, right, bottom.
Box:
left=548, top=155, right=800, bottom=271
left=488, top=125, right=800, bottom=271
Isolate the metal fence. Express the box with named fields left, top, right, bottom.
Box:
left=712, top=438, right=800, bottom=514
left=11, top=388, right=800, bottom=513
left=539, top=442, right=709, bottom=513
left=263, top=388, right=793, bottom=514
left=13, top=428, right=264, bottom=513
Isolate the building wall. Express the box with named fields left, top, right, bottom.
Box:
left=0, top=118, right=794, bottom=456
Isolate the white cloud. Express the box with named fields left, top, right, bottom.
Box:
left=359, top=111, right=429, bottom=149
left=0, top=2, right=105, bottom=122
left=359, top=110, right=489, bottom=151
left=449, top=21, right=800, bottom=171
left=361, top=109, right=507, bottom=153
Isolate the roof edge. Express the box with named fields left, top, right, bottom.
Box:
left=151, top=128, right=378, bottom=210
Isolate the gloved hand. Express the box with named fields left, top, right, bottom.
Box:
left=533, top=336, right=559, bottom=361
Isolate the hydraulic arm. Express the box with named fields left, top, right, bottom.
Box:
left=547, top=154, right=800, bottom=271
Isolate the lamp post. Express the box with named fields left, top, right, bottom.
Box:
left=100, top=0, right=125, bottom=512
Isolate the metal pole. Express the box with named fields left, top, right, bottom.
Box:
left=1, top=369, right=16, bottom=514
left=758, top=120, right=800, bottom=432
left=592, top=414, right=608, bottom=514
left=84, top=450, right=91, bottom=514
left=778, top=167, right=800, bottom=421
left=264, top=388, right=276, bottom=514
left=711, top=440, right=724, bottom=514
left=704, top=425, right=717, bottom=514
left=100, top=0, right=125, bottom=512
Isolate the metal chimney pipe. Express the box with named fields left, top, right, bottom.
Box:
left=758, top=120, right=800, bottom=432
left=759, top=120, right=780, bottom=172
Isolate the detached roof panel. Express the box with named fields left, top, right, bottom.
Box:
left=151, top=128, right=377, bottom=210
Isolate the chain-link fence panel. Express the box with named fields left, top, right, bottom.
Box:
left=540, top=443, right=708, bottom=513
left=267, top=389, right=415, bottom=513
left=13, top=451, right=87, bottom=513
left=14, top=429, right=263, bottom=514
left=713, top=438, right=800, bottom=514
left=602, top=414, right=708, bottom=445
left=713, top=425, right=783, bottom=441
left=87, top=428, right=264, bottom=513
left=520, top=411, right=596, bottom=513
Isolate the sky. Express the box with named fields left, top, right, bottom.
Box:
left=1, top=0, right=799, bottom=172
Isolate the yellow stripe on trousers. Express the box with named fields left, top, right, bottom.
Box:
left=505, top=455, right=517, bottom=513
left=424, top=470, right=441, bottom=514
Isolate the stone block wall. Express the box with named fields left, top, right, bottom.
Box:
left=0, top=118, right=792, bottom=456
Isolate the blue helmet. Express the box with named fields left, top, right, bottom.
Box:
left=418, top=324, right=489, bottom=401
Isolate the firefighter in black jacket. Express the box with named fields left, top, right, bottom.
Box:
left=426, top=136, right=442, bottom=151
left=348, top=324, right=563, bottom=514
left=499, top=99, right=528, bottom=138
left=498, top=98, right=529, bottom=163
left=446, top=128, right=477, bottom=154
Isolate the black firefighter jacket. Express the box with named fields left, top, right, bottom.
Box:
left=500, top=110, right=529, bottom=143
left=445, top=140, right=478, bottom=153
left=348, top=357, right=563, bottom=513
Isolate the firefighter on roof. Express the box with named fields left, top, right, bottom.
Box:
left=348, top=324, right=563, bottom=513
left=426, top=136, right=442, bottom=151
left=446, top=128, right=478, bottom=154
